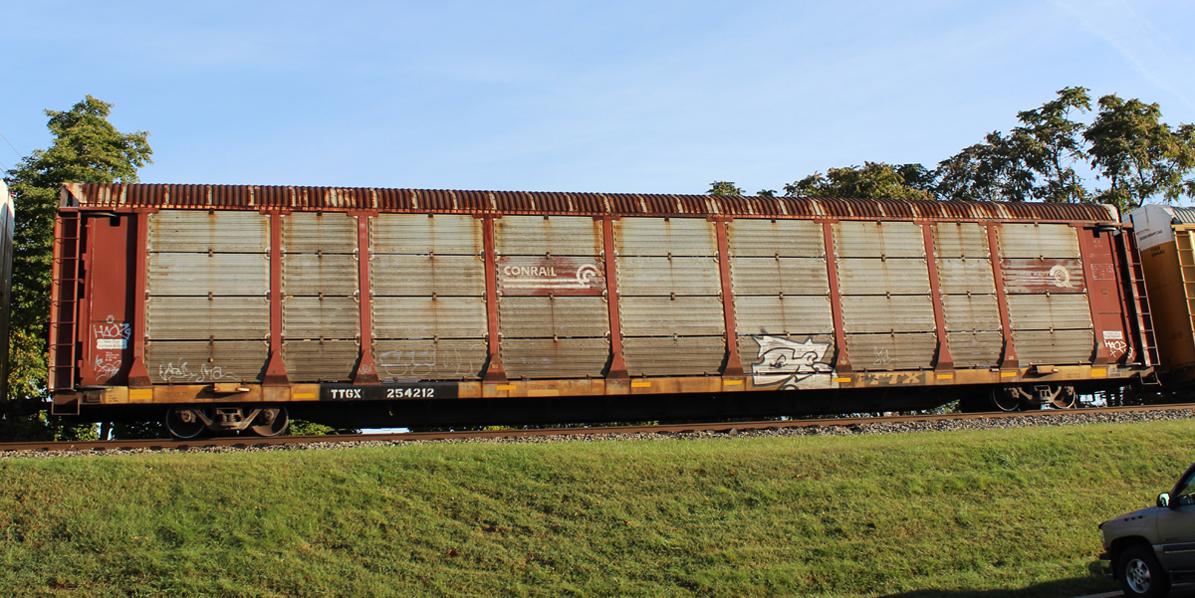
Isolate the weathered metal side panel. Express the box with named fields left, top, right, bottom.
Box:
left=148, top=253, right=270, bottom=296
left=845, top=332, right=938, bottom=370
left=728, top=258, right=828, bottom=295
left=282, top=212, right=357, bottom=253
left=1012, top=330, right=1096, bottom=365
left=371, top=255, right=484, bottom=296
left=616, top=257, right=721, bottom=295
left=947, top=331, right=1004, bottom=367
left=282, top=254, right=358, bottom=296
left=1007, top=295, right=1095, bottom=330
left=728, top=219, right=835, bottom=384
left=727, top=219, right=825, bottom=257
left=619, top=296, right=725, bottom=336
left=372, top=298, right=487, bottom=339
left=840, top=296, right=936, bottom=332
left=936, top=259, right=997, bottom=294
left=501, top=338, right=611, bottom=379
left=615, top=218, right=724, bottom=375
left=615, top=218, right=717, bottom=255
left=498, top=297, right=609, bottom=338
left=146, top=340, right=268, bottom=384
left=835, top=221, right=935, bottom=370
left=998, top=224, right=1095, bottom=365
left=147, top=297, right=269, bottom=339
left=372, top=213, right=481, bottom=255
left=280, top=339, right=360, bottom=382
left=933, top=223, right=990, bottom=258
left=279, top=212, right=360, bottom=382
left=837, top=259, right=930, bottom=295
left=933, top=223, right=1001, bottom=368
left=494, top=215, right=602, bottom=256
left=622, top=336, right=726, bottom=376
left=145, top=210, right=270, bottom=383
left=370, top=214, right=487, bottom=381
left=733, top=296, right=834, bottom=335
left=835, top=221, right=926, bottom=258
left=1001, top=259, right=1086, bottom=293
left=495, top=215, right=610, bottom=378
left=941, top=295, right=1001, bottom=330
left=149, top=210, right=268, bottom=253
left=282, top=296, right=361, bottom=339
left=999, top=223, right=1081, bottom=258
left=373, top=338, right=487, bottom=380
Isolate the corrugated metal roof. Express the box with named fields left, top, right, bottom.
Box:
left=1172, top=206, right=1195, bottom=224
left=61, top=182, right=1119, bottom=222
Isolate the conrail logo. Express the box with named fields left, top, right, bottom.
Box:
left=502, top=265, right=559, bottom=277
left=1048, top=264, right=1072, bottom=288
left=497, top=257, right=604, bottom=296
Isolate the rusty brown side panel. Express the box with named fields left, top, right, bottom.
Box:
left=52, top=184, right=1151, bottom=412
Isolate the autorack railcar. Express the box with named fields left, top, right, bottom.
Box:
left=46, top=183, right=1156, bottom=437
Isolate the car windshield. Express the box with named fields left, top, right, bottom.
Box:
left=1176, top=469, right=1195, bottom=507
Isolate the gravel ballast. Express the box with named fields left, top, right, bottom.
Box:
left=3, top=406, right=1193, bottom=458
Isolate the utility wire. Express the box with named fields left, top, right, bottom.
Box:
left=0, top=129, right=24, bottom=173
left=0, top=131, right=21, bottom=158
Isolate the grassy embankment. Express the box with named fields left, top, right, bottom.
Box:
left=0, top=419, right=1192, bottom=597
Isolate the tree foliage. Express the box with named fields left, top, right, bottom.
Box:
left=2, top=96, right=151, bottom=439
left=707, top=181, right=744, bottom=196
left=1086, top=95, right=1195, bottom=209
left=783, top=162, right=934, bottom=200
left=737, top=87, right=1195, bottom=210
left=934, top=87, right=1094, bottom=205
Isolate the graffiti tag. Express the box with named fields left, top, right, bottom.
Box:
left=749, top=336, right=834, bottom=390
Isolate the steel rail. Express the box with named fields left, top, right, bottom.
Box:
left=2, top=403, right=1192, bottom=453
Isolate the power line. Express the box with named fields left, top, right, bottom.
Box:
left=0, top=130, right=22, bottom=160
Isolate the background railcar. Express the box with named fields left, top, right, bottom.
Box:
left=0, top=181, right=13, bottom=402
left=48, top=183, right=1155, bottom=437
left=1128, top=205, right=1195, bottom=389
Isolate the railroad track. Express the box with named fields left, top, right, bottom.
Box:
left=2, top=402, right=1192, bottom=454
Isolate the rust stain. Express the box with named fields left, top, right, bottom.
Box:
left=64, top=183, right=1118, bottom=222
left=1001, top=258, right=1087, bottom=293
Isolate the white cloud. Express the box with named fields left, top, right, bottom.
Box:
left=1052, top=0, right=1195, bottom=112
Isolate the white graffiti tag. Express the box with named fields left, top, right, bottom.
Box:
left=750, top=336, right=834, bottom=389
left=91, top=315, right=131, bottom=381
left=157, top=361, right=236, bottom=383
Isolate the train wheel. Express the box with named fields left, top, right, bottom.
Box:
left=165, top=408, right=206, bottom=440
left=1047, top=385, right=1078, bottom=409
left=249, top=408, right=289, bottom=437
left=991, top=388, right=1023, bottom=412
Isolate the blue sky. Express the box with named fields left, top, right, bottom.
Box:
left=3, top=0, right=1193, bottom=195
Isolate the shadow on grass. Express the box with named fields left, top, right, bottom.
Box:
left=881, top=561, right=1118, bottom=597
left=880, top=577, right=1110, bottom=598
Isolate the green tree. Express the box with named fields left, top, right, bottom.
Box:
left=707, top=181, right=744, bottom=196
left=2, top=96, right=151, bottom=440
left=935, top=132, right=1032, bottom=203
left=1085, top=94, right=1195, bottom=210
left=936, top=87, right=1092, bottom=204
left=783, top=161, right=933, bottom=200
left=756, top=189, right=777, bottom=197
left=1013, top=86, right=1092, bottom=203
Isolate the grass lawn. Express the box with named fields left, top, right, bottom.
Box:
left=0, top=419, right=1192, bottom=597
